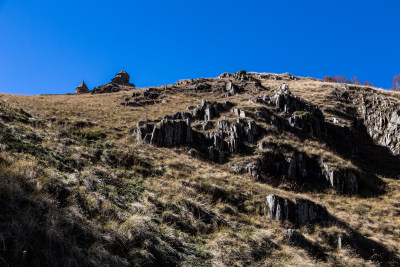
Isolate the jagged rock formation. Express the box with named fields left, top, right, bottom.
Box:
left=151, top=119, right=193, bottom=147
left=123, top=88, right=163, bottom=106
left=358, top=94, right=400, bottom=155
left=191, top=100, right=233, bottom=121
left=322, top=163, right=359, bottom=194
left=137, top=117, right=192, bottom=147
left=222, top=80, right=243, bottom=97
left=135, top=83, right=364, bottom=194
left=257, top=151, right=321, bottom=183
left=272, top=84, right=327, bottom=138
left=266, top=194, right=329, bottom=225
left=75, top=81, right=90, bottom=94
left=3, top=71, right=400, bottom=266
left=136, top=99, right=264, bottom=163
left=219, top=70, right=253, bottom=81
left=233, top=149, right=359, bottom=194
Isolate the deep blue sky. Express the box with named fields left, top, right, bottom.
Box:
left=0, top=0, right=399, bottom=94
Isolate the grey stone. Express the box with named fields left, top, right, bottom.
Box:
left=358, top=94, right=400, bottom=155
left=322, top=163, right=358, bottom=194
left=266, top=194, right=329, bottom=225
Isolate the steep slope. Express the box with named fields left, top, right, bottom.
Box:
left=1, top=71, right=400, bottom=266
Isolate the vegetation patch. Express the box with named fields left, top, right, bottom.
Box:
left=73, top=130, right=106, bottom=141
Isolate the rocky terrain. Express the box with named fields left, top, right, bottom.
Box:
left=1, top=71, right=400, bottom=266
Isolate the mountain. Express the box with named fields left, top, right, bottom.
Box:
left=0, top=71, right=400, bottom=266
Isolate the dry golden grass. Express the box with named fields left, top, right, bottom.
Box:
left=1, top=73, right=400, bottom=266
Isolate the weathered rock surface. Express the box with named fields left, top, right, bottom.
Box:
left=219, top=70, right=253, bottom=81
left=358, top=94, right=400, bottom=155
left=136, top=100, right=264, bottom=163
left=222, top=80, right=243, bottom=97
left=195, top=83, right=211, bottom=92
left=123, top=88, right=162, bottom=106
left=191, top=100, right=234, bottom=121
left=247, top=151, right=322, bottom=187
left=322, top=163, right=359, bottom=194
left=271, top=84, right=327, bottom=138
left=235, top=149, right=360, bottom=194
left=266, top=194, right=329, bottom=225
left=137, top=118, right=192, bottom=147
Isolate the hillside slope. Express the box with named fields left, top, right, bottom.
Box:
left=1, top=71, right=400, bottom=266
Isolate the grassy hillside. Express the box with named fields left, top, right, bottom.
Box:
left=0, top=72, right=400, bottom=266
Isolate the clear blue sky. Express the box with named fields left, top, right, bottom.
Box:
left=0, top=0, right=399, bottom=94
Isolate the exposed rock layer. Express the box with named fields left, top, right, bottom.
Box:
left=266, top=194, right=329, bottom=225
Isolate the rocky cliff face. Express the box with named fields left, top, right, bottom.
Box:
left=271, top=84, right=327, bottom=138
left=266, top=194, right=329, bottom=225
left=135, top=83, right=371, bottom=195
left=358, top=94, right=400, bottom=155
left=137, top=98, right=265, bottom=163
left=2, top=71, right=400, bottom=266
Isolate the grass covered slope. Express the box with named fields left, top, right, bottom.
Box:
left=0, top=72, right=400, bottom=266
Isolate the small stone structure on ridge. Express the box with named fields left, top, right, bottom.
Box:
left=92, top=69, right=136, bottom=94
left=111, top=69, right=132, bottom=85
left=75, top=81, right=90, bottom=94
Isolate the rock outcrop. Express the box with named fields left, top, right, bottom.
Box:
left=222, top=80, right=243, bottom=97
left=244, top=151, right=322, bottom=187
left=322, top=163, right=359, bottom=194
left=219, top=70, right=253, bottom=81
left=137, top=118, right=192, bottom=147
left=266, top=194, right=329, bottom=225
left=271, top=84, right=327, bottom=138
left=358, top=94, right=400, bottom=155
left=233, top=149, right=360, bottom=194
left=191, top=100, right=233, bottom=121
left=123, top=88, right=162, bottom=106
left=136, top=100, right=264, bottom=163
